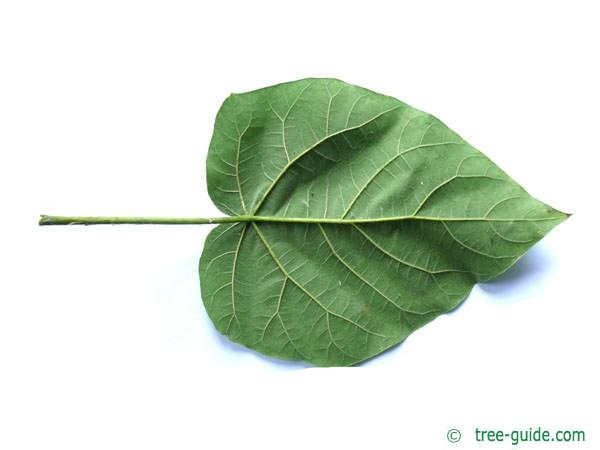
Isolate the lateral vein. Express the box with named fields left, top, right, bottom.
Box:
left=251, top=223, right=388, bottom=338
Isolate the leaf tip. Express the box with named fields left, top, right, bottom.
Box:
left=559, top=210, right=572, bottom=220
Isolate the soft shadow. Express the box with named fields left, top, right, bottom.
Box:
left=362, top=244, right=558, bottom=367
left=210, top=327, right=311, bottom=370
left=479, top=243, right=557, bottom=301
left=207, top=245, right=557, bottom=369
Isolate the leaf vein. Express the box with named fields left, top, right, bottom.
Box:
left=252, top=223, right=388, bottom=338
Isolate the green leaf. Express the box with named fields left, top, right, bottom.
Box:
left=199, top=78, right=568, bottom=366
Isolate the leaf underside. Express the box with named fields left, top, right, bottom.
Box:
left=200, top=78, right=567, bottom=366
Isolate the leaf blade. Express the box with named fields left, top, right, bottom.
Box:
left=201, top=78, right=568, bottom=366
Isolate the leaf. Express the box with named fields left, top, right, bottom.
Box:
left=199, top=78, right=568, bottom=366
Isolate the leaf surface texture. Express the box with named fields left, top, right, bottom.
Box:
left=200, top=78, right=567, bottom=366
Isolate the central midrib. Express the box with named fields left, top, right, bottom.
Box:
left=223, top=215, right=563, bottom=224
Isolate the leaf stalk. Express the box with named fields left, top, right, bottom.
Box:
left=39, top=215, right=253, bottom=226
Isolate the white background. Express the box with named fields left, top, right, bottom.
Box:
left=1, top=1, right=598, bottom=449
